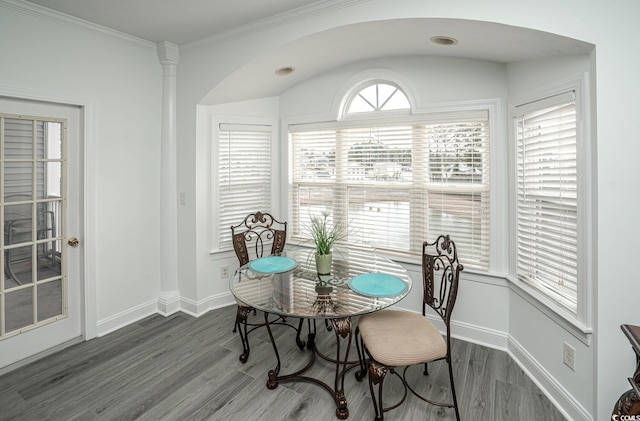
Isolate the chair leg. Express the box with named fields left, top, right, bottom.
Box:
left=423, top=362, right=429, bottom=375
left=368, top=361, right=388, bottom=421
left=354, top=327, right=367, bottom=381
left=447, top=355, right=461, bottom=421
left=235, top=305, right=251, bottom=363
left=295, top=317, right=306, bottom=349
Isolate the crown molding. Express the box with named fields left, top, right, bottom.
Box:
left=182, top=0, right=371, bottom=51
left=2, top=0, right=370, bottom=51
left=0, top=0, right=157, bottom=50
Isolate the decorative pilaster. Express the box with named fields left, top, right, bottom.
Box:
left=157, top=41, right=180, bottom=315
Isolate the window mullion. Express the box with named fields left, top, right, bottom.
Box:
left=335, top=130, right=349, bottom=228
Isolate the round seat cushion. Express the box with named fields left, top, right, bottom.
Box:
left=358, top=309, right=447, bottom=367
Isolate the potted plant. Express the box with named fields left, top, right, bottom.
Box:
left=308, top=210, right=348, bottom=275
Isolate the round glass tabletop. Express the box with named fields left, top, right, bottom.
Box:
left=230, top=246, right=412, bottom=319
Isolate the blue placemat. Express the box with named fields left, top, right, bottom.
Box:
left=348, top=273, right=408, bottom=297
left=248, top=256, right=297, bottom=274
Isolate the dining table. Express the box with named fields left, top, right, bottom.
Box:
left=229, top=245, right=412, bottom=419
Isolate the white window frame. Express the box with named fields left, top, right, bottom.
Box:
left=286, top=94, right=499, bottom=272
left=210, top=116, right=278, bottom=254
left=343, top=80, right=411, bottom=113
left=509, top=74, right=593, bottom=341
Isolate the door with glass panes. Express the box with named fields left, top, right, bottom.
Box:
left=0, top=98, right=81, bottom=368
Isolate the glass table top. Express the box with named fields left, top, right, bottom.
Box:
left=230, top=246, right=412, bottom=319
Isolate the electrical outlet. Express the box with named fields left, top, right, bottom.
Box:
left=563, top=342, right=576, bottom=371
left=221, top=265, right=229, bottom=279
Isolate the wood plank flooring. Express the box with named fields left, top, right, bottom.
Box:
left=0, top=305, right=566, bottom=420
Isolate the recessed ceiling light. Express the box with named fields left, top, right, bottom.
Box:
left=430, top=36, right=458, bottom=46
left=275, top=66, right=295, bottom=76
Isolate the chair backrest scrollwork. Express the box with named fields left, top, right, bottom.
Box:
left=230, top=211, right=287, bottom=266
left=422, top=235, right=463, bottom=328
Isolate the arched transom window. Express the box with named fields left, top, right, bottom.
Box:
left=346, top=82, right=410, bottom=114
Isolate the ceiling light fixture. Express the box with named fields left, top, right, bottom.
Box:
left=430, top=36, right=458, bottom=46
left=275, top=66, right=295, bottom=76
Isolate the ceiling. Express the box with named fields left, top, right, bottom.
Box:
left=23, top=0, right=327, bottom=44
left=21, top=0, right=594, bottom=104
left=205, top=18, right=595, bottom=104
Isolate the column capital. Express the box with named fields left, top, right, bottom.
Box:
left=157, top=40, right=179, bottom=65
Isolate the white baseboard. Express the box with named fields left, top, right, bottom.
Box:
left=417, top=309, right=590, bottom=421
left=508, top=336, right=593, bottom=421
left=157, top=290, right=181, bottom=316
left=96, top=299, right=158, bottom=337
left=180, top=292, right=235, bottom=317
left=96, top=293, right=236, bottom=337
left=450, top=318, right=509, bottom=350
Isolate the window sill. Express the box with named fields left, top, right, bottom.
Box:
left=508, top=277, right=593, bottom=345
left=220, top=240, right=592, bottom=345
left=208, top=248, right=236, bottom=260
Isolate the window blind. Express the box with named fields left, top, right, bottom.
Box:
left=289, top=112, right=490, bottom=270
left=515, top=92, right=578, bottom=313
left=3, top=118, right=45, bottom=200
left=217, top=123, right=272, bottom=250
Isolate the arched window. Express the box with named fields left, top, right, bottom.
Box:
left=345, top=81, right=410, bottom=114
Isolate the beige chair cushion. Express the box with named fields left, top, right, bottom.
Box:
left=358, top=309, right=447, bottom=367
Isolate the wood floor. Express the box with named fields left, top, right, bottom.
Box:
left=0, top=305, right=566, bottom=420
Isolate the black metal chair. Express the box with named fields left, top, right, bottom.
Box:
left=355, top=234, right=463, bottom=421
left=230, top=211, right=292, bottom=363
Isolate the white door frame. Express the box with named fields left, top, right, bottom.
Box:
left=0, top=83, right=97, bottom=341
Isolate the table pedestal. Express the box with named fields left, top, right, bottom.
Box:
left=265, top=313, right=353, bottom=419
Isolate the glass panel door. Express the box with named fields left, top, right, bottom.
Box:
left=1, top=115, right=65, bottom=338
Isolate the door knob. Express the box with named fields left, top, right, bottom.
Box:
left=67, top=237, right=79, bottom=247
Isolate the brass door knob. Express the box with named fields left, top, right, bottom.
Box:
left=67, top=237, right=79, bottom=247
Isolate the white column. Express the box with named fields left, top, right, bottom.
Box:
left=157, top=41, right=180, bottom=315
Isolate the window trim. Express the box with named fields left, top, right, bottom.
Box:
left=284, top=97, right=501, bottom=272
left=209, top=115, right=279, bottom=255
left=508, top=73, right=593, bottom=337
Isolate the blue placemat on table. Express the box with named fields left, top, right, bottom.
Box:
left=248, top=256, right=297, bottom=274
left=348, top=273, right=408, bottom=297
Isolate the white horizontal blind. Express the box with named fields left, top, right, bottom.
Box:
left=515, top=92, right=578, bottom=313
left=421, top=121, right=490, bottom=268
left=289, top=112, right=490, bottom=270
left=3, top=118, right=46, bottom=200
left=217, top=123, right=272, bottom=250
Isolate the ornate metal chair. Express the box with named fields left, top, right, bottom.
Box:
left=355, top=234, right=463, bottom=421
left=230, top=211, right=288, bottom=363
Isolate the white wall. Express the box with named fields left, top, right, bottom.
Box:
left=177, top=2, right=640, bottom=421
left=0, top=4, right=163, bottom=326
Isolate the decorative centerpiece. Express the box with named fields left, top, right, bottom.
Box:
left=309, top=210, right=348, bottom=275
